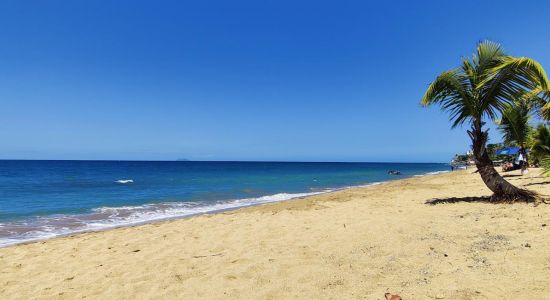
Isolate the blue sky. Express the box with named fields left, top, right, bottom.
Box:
left=0, top=0, right=549, bottom=162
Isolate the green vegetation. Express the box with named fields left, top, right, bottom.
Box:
left=542, top=157, right=550, bottom=177
left=497, top=98, right=533, bottom=163
left=454, top=154, right=470, bottom=163
left=530, top=125, right=550, bottom=164
left=486, top=143, right=503, bottom=161
left=421, top=41, right=548, bottom=201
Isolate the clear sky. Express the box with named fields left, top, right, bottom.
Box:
left=1, top=0, right=549, bottom=162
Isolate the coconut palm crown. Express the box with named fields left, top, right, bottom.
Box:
left=421, top=41, right=548, bottom=201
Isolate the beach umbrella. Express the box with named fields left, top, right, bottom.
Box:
left=495, top=146, right=520, bottom=156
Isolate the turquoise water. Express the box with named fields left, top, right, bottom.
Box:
left=0, top=160, right=448, bottom=246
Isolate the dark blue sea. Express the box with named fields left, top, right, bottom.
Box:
left=0, top=160, right=448, bottom=246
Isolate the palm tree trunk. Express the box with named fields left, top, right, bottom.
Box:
left=468, top=124, right=536, bottom=201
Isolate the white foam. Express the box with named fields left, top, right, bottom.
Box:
left=0, top=191, right=324, bottom=247
left=115, top=179, right=134, bottom=184
left=425, top=170, right=451, bottom=175
left=414, top=170, right=451, bottom=177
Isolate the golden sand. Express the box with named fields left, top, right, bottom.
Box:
left=1, top=169, right=550, bottom=299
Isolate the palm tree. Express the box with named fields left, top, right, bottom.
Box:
left=498, top=98, right=532, bottom=165
left=531, top=124, right=550, bottom=164
left=421, top=41, right=548, bottom=201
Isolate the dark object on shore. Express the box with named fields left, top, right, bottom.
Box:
left=502, top=161, right=523, bottom=172
left=385, top=293, right=402, bottom=300
left=388, top=170, right=401, bottom=175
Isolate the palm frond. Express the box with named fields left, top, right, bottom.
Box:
left=482, top=56, right=548, bottom=91
left=498, top=100, right=532, bottom=146
left=421, top=69, right=474, bottom=127
left=477, top=56, right=549, bottom=124
left=541, top=103, right=550, bottom=121
left=421, top=40, right=548, bottom=133
left=530, top=124, right=550, bottom=163
left=523, top=83, right=550, bottom=121
left=541, top=156, right=550, bottom=177
left=476, top=41, right=505, bottom=73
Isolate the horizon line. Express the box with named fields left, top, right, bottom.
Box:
left=0, top=158, right=448, bottom=164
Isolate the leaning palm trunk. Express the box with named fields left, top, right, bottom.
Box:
left=469, top=124, right=536, bottom=201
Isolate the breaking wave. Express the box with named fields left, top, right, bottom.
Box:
left=0, top=191, right=323, bottom=247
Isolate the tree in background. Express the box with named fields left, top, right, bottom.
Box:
left=531, top=125, right=550, bottom=165
left=486, top=143, right=504, bottom=161
left=497, top=98, right=533, bottom=165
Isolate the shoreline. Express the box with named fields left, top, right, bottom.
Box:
left=0, top=169, right=449, bottom=248
left=3, top=169, right=548, bottom=299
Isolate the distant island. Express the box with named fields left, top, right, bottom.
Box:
left=176, top=158, right=191, bottom=161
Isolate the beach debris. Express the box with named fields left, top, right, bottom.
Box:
left=523, top=243, right=531, bottom=248
left=132, top=249, right=141, bottom=252
left=417, top=277, right=430, bottom=285
left=542, top=224, right=547, bottom=227
left=384, top=292, right=402, bottom=300
left=471, top=234, right=510, bottom=252
left=323, top=278, right=345, bottom=289
left=469, top=255, right=490, bottom=268
left=192, top=252, right=224, bottom=258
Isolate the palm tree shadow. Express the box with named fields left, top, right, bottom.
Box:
left=502, top=174, right=522, bottom=178
left=523, top=181, right=550, bottom=186
left=425, top=196, right=492, bottom=205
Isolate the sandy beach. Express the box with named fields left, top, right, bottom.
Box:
left=1, top=169, right=550, bottom=299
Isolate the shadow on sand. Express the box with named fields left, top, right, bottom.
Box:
left=425, top=196, right=492, bottom=205
left=523, top=181, right=550, bottom=187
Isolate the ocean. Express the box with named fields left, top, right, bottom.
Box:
left=0, top=160, right=448, bottom=247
